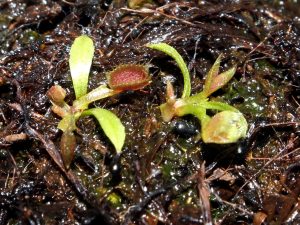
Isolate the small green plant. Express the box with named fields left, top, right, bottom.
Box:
left=48, top=35, right=150, bottom=168
left=147, top=43, right=248, bottom=143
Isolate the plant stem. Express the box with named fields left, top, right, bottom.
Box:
left=73, top=85, right=117, bottom=111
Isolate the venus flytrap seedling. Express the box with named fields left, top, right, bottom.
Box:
left=147, top=43, right=248, bottom=144
left=48, top=35, right=151, bottom=169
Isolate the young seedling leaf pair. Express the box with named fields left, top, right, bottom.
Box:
left=48, top=35, right=150, bottom=169
left=147, top=43, right=248, bottom=144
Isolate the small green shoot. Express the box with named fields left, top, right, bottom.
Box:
left=202, top=54, right=236, bottom=98
left=147, top=43, right=248, bottom=144
left=48, top=35, right=150, bottom=168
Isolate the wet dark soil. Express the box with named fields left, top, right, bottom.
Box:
left=0, top=0, right=300, bottom=224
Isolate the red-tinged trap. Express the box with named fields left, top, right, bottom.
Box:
left=107, top=64, right=151, bottom=91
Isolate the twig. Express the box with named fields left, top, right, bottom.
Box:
left=197, top=162, right=213, bottom=225
left=4, top=133, right=28, bottom=143
left=121, top=8, right=195, bottom=26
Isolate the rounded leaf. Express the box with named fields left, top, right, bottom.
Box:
left=81, top=108, right=125, bottom=153
left=202, top=111, right=248, bottom=144
left=69, top=35, right=94, bottom=99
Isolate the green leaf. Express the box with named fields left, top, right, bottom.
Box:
left=147, top=43, right=191, bottom=98
left=81, top=108, right=125, bottom=153
left=202, top=54, right=236, bottom=97
left=203, top=54, right=222, bottom=97
left=201, top=111, right=248, bottom=144
left=206, top=66, right=236, bottom=97
left=69, top=35, right=95, bottom=99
